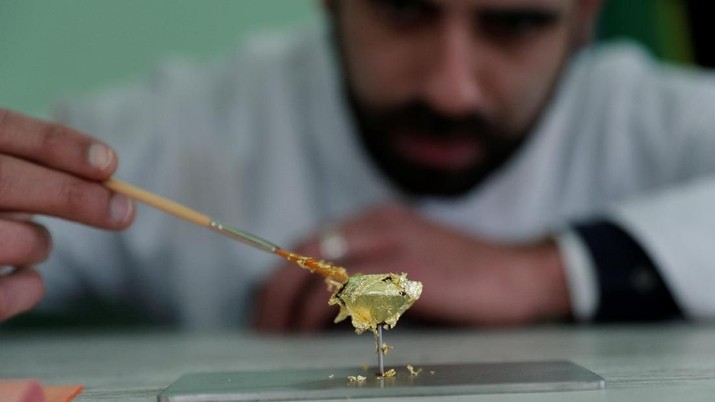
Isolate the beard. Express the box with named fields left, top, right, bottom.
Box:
left=345, top=88, right=529, bottom=198
left=327, top=11, right=571, bottom=199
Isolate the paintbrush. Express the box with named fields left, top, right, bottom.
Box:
left=104, top=179, right=424, bottom=376
left=103, top=179, right=349, bottom=284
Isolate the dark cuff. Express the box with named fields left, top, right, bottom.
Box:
left=574, top=221, right=683, bottom=321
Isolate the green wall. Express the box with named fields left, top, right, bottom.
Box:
left=598, top=0, right=693, bottom=64
left=0, top=0, right=319, bottom=117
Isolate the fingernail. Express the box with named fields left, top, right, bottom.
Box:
left=87, top=143, right=113, bottom=170
left=110, top=193, right=132, bottom=225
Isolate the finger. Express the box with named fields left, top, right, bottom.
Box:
left=254, top=237, right=318, bottom=332
left=256, top=206, right=407, bottom=332
left=0, top=267, right=44, bottom=321
left=315, top=205, right=410, bottom=263
left=294, top=278, right=339, bottom=332
left=0, top=154, right=134, bottom=229
left=0, top=109, right=117, bottom=180
left=0, top=213, right=34, bottom=221
left=0, top=220, right=52, bottom=266
left=254, top=263, right=315, bottom=332
left=254, top=238, right=334, bottom=332
left=255, top=209, right=406, bottom=333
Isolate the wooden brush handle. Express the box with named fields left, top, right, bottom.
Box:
left=104, top=178, right=349, bottom=283
left=104, top=179, right=212, bottom=227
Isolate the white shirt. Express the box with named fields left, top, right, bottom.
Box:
left=38, top=26, right=715, bottom=328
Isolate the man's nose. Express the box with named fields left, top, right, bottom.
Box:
left=421, top=22, right=483, bottom=116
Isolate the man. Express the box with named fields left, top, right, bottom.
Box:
left=1, top=0, right=711, bottom=330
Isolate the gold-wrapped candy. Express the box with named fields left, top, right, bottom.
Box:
left=329, top=273, right=423, bottom=334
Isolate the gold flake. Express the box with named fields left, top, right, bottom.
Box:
left=278, top=251, right=349, bottom=286
left=378, top=368, right=397, bottom=379
left=329, top=273, right=423, bottom=335
left=348, top=375, right=367, bottom=383
left=406, top=364, right=423, bottom=376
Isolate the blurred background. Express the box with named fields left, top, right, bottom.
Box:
left=0, top=0, right=318, bottom=116
left=1, top=0, right=711, bottom=117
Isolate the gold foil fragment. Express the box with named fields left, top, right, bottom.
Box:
left=381, top=343, right=394, bottom=355
left=329, top=273, right=423, bottom=334
left=406, top=364, right=423, bottom=376
left=328, top=374, right=334, bottom=379
left=276, top=250, right=349, bottom=286
left=348, top=375, right=367, bottom=383
left=378, top=368, right=396, bottom=379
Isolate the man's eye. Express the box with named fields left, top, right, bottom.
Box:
left=478, top=10, right=560, bottom=41
left=370, top=0, right=436, bottom=28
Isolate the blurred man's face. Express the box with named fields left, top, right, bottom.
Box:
left=330, top=0, right=599, bottom=197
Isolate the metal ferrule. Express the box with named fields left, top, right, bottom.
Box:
left=209, top=220, right=279, bottom=253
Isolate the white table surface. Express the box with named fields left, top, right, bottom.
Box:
left=2, top=324, right=715, bottom=401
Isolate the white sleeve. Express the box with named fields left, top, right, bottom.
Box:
left=555, top=230, right=598, bottom=320
left=33, top=31, right=328, bottom=327
left=551, top=51, right=715, bottom=322
left=36, top=58, right=232, bottom=319
left=609, top=176, right=715, bottom=320
left=36, top=82, right=171, bottom=317
left=34, top=45, right=282, bottom=326
left=602, top=63, right=715, bottom=320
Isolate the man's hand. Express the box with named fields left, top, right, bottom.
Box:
left=0, top=109, right=135, bottom=321
left=254, top=204, right=571, bottom=333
